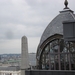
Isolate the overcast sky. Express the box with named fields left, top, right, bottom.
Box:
left=0, top=0, right=75, bottom=54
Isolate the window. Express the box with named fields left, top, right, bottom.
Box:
left=40, top=38, right=75, bottom=70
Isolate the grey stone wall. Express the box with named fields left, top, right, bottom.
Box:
left=25, top=70, right=75, bottom=75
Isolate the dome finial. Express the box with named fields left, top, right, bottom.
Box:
left=64, top=0, right=69, bottom=9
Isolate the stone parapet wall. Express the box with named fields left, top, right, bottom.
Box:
left=25, top=70, right=75, bottom=75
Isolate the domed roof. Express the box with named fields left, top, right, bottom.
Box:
left=39, top=9, right=75, bottom=46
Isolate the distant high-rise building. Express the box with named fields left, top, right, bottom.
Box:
left=0, top=55, right=1, bottom=60
left=21, top=36, right=29, bottom=75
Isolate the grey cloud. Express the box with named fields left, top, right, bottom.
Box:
left=5, top=30, right=14, bottom=39
left=0, top=0, right=75, bottom=53
left=0, top=0, right=75, bottom=40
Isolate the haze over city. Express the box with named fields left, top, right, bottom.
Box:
left=0, top=0, right=75, bottom=54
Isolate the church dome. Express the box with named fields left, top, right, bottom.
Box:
left=39, top=9, right=75, bottom=46
left=36, top=1, right=75, bottom=70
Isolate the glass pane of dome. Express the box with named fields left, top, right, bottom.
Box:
left=50, top=40, right=59, bottom=53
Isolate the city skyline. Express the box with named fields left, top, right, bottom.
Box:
left=0, top=0, right=75, bottom=54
